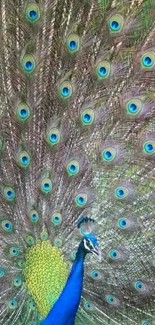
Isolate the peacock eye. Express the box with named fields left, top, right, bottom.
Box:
left=81, top=108, right=95, bottom=126
left=143, top=141, right=155, bottom=155
left=96, top=60, right=111, bottom=79
left=0, top=268, right=5, bottom=277
left=21, top=55, right=36, bottom=74
left=108, top=14, right=124, bottom=33
left=8, top=299, right=17, bottom=310
left=59, top=81, right=72, bottom=99
left=66, top=34, right=80, bottom=53
left=25, top=3, right=41, bottom=24
left=141, top=51, right=155, bottom=69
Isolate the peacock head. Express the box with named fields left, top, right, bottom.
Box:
left=77, top=216, right=101, bottom=259
left=82, top=233, right=101, bottom=260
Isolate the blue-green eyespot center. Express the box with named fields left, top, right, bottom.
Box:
left=135, top=281, right=143, bottom=290
left=61, top=87, right=69, bottom=97
left=17, top=103, right=30, bottom=122
left=8, top=299, right=17, bottom=309
left=108, top=295, right=114, bottom=303
left=0, top=268, right=5, bottom=277
left=24, top=61, right=34, bottom=72
left=67, top=160, right=79, bottom=176
left=141, top=51, right=155, bottom=69
left=102, top=147, right=116, bottom=162
left=115, top=186, right=129, bottom=199
left=75, top=194, right=87, bottom=206
left=110, top=250, right=117, bottom=258
left=13, top=277, right=22, bottom=287
left=59, top=81, right=72, bottom=98
left=41, top=178, right=52, bottom=194
left=50, top=133, right=58, bottom=143
left=68, top=40, right=77, bottom=51
left=22, top=55, right=36, bottom=74
left=4, top=187, right=15, bottom=201
left=54, top=238, right=63, bottom=247
left=66, top=34, right=80, bottom=53
left=142, top=56, right=153, bottom=67
left=10, top=247, right=20, bottom=256
left=96, top=60, right=111, bottom=79
left=108, top=14, right=124, bottom=33
left=143, top=141, right=155, bottom=154
left=118, top=218, right=127, bottom=228
left=110, top=20, right=120, bottom=31
left=52, top=213, right=62, bottom=225
left=18, top=151, right=31, bottom=168
left=128, top=103, right=137, bottom=113
left=81, top=108, right=94, bottom=125
left=20, top=109, right=27, bottom=118
left=28, top=10, right=38, bottom=21
left=98, top=66, right=108, bottom=77
left=2, top=220, right=13, bottom=232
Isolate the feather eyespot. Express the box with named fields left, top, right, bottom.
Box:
left=29, top=209, right=39, bottom=223
left=109, top=249, right=121, bottom=260
left=13, top=277, right=22, bottom=287
left=25, top=3, right=41, bottom=23
left=115, top=186, right=129, bottom=199
left=108, top=14, right=124, bottom=33
left=126, top=99, right=142, bottom=115
left=59, top=81, right=72, bottom=99
left=106, top=295, right=120, bottom=306
left=0, top=268, right=5, bottom=277
left=21, top=55, right=36, bottom=75
left=16, top=103, right=30, bottom=123
left=75, top=193, right=87, bottom=207
left=81, top=109, right=95, bottom=126
left=40, top=177, right=52, bottom=194
left=51, top=213, right=62, bottom=226
left=46, top=127, right=60, bottom=147
left=143, top=141, right=155, bottom=155
left=118, top=218, right=130, bottom=229
left=54, top=237, right=63, bottom=247
left=84, top=301, right=94, bottom=311
left=102, top=147, right=116, bottom=162
left=40, top=231, right=48, bottom=241
left=141, top=51, right=155, bottom=69
left=67, top=160, right=80, bottom=176
left=90, top=269, right=101, bottom=280
left=9, top=247, right=20, bottom=257
left=133, top=281, right=148, bottom=293
left=1, top=220, right=13, bottom=232
left=29, top=300, right=36, bottom=310
left=96, top=60, right=111, bottom=79
left=3, top=186, right=15, bottom=202
left=17, top=150, right=31, bottom=168
left=25, top=235, right=35, bottom=246
left=8, top=299, right=17, bottom=310
left=18, top=260, right=25, bottom=268
left=66, top=34, right=80, bottom=53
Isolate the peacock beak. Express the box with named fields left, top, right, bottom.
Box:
left=92, top=246, right=102, bottom=261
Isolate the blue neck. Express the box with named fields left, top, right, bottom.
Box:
left=41, top=243, right=86, bottom=325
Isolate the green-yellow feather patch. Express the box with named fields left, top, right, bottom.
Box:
left=23, top=240, right=68, bottom=317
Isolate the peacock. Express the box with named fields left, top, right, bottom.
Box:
left=0, top=0, right=155, bottom=324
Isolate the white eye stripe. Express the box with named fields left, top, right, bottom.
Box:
left=84, top=239, right=94, bottom=251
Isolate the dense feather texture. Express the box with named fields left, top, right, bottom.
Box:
left=1, top=0, right=155, bottom=324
